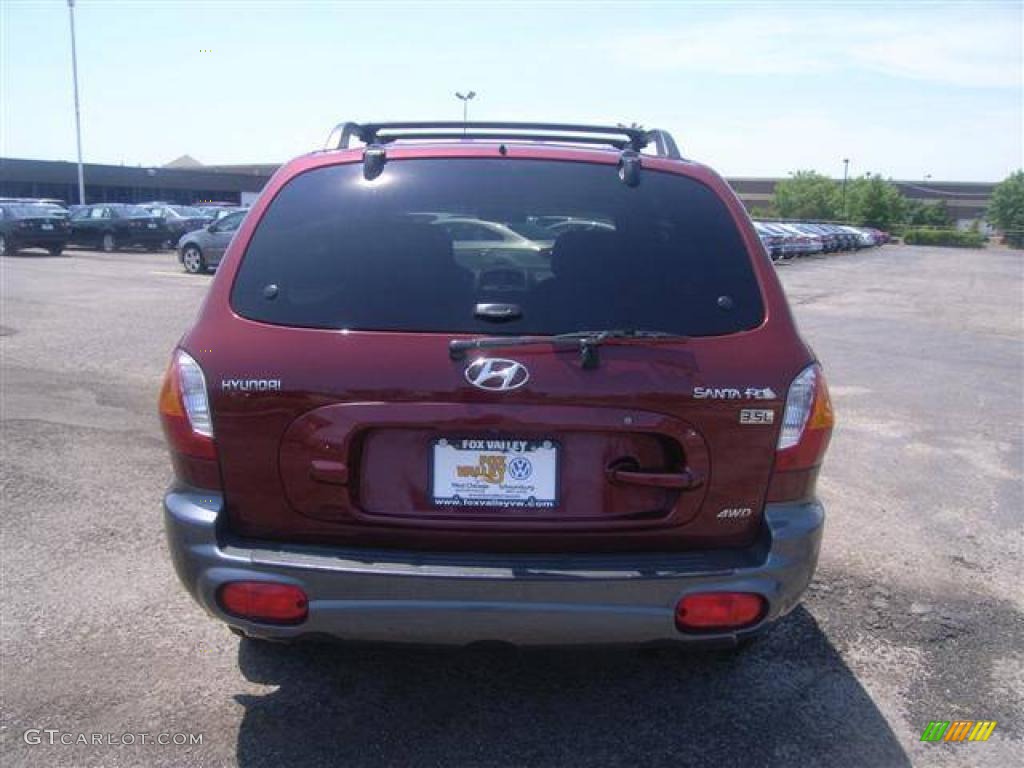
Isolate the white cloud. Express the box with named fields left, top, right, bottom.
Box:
left=607, top=5, right=1022, bottom=89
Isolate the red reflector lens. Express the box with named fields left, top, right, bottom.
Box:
left=218, top=582, right=308, bottom=625
left=675, top=592, right=766, bottom=632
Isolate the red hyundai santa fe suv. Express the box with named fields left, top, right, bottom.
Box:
left=160, top=121, right=834, bottom=646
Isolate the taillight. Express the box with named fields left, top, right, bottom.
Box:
left=159, top=350, right=219, bottom=480
left=675, top=592, right=766, bottom=632
left=218, top=582, right=308, bottom=625
left=768, top=364, right=834, bottom=501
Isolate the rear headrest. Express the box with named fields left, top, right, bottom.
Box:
left=550, top=230, right=622, bottom=281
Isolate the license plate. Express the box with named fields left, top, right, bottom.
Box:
left=147, top=222, right=157, bottom=229
left=41, top=223, right=53, bottom=230
left=432, top=438, right=558, bottom=508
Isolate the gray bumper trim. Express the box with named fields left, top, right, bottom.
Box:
left=164, top=490, right=823, bottom=646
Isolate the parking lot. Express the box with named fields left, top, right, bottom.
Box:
left=1, top=244, right=1021, bottom=767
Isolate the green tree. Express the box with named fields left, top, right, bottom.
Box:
left=846, top=174, right=908, bottom=231
left=988, top=170, right=1024, bottom=248
left=749, top=204, right=779, bottom=219
left=906, top=199, right=951, bottom=227
left=773, top=171, right=841, bottom=221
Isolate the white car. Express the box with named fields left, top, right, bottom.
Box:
left=838, top=225, right=875, bottom=248
left=429, top=216, right=553, bottom=269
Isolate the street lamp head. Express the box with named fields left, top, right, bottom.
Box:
left=455, top=91, right=476, bottom=102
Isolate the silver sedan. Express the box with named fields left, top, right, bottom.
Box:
left=176, top=208, right=246, bottom=273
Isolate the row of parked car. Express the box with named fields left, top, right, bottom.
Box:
left=0, top=197, right=246, bottom=257
left=753, top=221, right=889, bottom=261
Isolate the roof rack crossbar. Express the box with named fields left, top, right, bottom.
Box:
left=374, top=131, right=631, bottom=149
left=326, top=121, right=681, bottom=159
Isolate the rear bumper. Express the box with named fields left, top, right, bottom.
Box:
left=9, top=233, right=69, bottom=248
left=164, top=489, right=824, bottom=646
left=124, top=231, right=169, bottom=246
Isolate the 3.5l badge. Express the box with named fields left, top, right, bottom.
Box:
left=739, top=409, right=775, bottom=425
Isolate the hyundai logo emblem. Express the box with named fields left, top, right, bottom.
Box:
left=464, top=358, right=529, bottom=392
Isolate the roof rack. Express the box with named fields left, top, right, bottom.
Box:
left=325, top=121, right=682, bottom=160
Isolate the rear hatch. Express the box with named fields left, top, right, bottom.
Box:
left=129, top=215, right=169, bottom=235
left=195, top=156, right=805, bottom=552
left=8, top=204, right=70, bottom=239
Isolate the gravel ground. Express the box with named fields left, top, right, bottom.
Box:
left=1, top=244, right=1021, bottom=767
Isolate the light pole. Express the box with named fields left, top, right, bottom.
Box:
left=67, top=0, right=85, bottom=204
left=455, top=91, right=476, bottom=135
left=841, top=158, right=850, bottom=222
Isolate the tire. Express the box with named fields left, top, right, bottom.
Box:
left=0, top=234, right=8, bottom=256
left=101, top=232, right=117, bottom=253
left=181, top=244, right=206, bottom=274
left=48, top=246, right=63, bottom=257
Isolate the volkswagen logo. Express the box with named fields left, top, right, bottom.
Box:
left=507, top=456, right=533, bottom=480
left=464, top=358, right=529, bottom=392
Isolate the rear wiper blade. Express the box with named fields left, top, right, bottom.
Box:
left=448, top=329, right=687, bottom=369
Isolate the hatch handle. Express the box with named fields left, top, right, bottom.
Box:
left=310, top=459, right=349, bottom=485
left=607, top=467, right=704, bottom=490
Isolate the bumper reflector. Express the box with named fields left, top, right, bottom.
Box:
left=218, top=581, right=309, bottom=625
left=675, top=592, right=766, bottom=632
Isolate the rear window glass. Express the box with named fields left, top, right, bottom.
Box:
left=114, top=205, right=151, bottom=217
left=9, top=204, right=54, bottom=217
left=231, top=159, right=764, bottom=336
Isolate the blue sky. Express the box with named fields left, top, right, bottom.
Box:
left=1, top=0, right=1020, bottom=180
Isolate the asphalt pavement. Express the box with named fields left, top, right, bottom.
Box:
left=1, top=244, right=1021, bottom=767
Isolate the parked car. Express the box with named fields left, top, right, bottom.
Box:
left=812, top=223, right=856, bottom=251
left=0, top=202, right=71, bottom=256
left=791, top=223, right=840, bottom=253
left=757, top=222, right=802, bottom=259
left=429, top=216, right=553, bottom=269
left=544, top=218, right=614, bottom=236
left=756, top=222, right=802, bottom=258
left=753, top=221, right=784, bottom=260
left=0, top=197, right=69, bottom=215
left=160, top=120, right=834, bottom=647
left=771, top=223, right=824, bottom=256
left=32, top=197, right=69, bottom=209
left=208, top=206, right=247, bottom=221
left=863, top=227, right=889, bottom=245
left=68, top=203, right=171, bottom=252
left=838, top=225, right=874, bottom=249
left=17, top=200, right=71, bottom=220
left=176, top=209, right=246, bottom=273
left=141, top=204, right=213, bottom=242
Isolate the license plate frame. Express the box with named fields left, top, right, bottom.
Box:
left=431, top=438, right=559, bottom=509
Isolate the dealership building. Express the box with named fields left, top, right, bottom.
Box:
left=0, top=155, right=995, bottom=224
left=0, top=157, right=271, bottom=207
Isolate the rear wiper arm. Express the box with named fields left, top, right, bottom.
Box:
left=448, top=329, right=686, bottom=369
